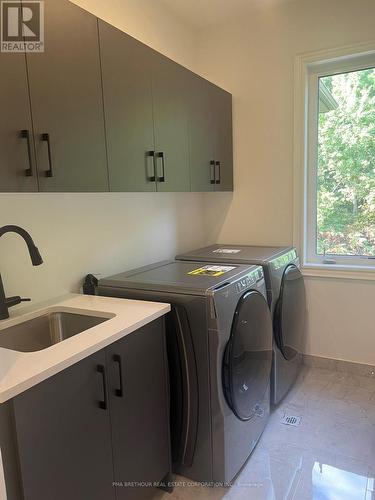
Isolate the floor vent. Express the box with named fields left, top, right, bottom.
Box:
left=281, top=415, right=302, bottom=427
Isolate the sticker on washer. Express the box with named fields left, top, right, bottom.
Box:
left=212, top=248, right=241, bottom=254
left=188, top=265, right=236, bottom=277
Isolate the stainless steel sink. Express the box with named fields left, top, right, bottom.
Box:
left=0, top=311, right=109, bottom=352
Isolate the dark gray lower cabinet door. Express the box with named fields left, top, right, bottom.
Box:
left=99, top=21, right=156, bottom=192
left=0, top=51, right=37, bottom=192
left=213, top=86, right=233, bottom=191
left=106, top=319, right=171, bottom=500
left=189, top=74, right=216, bottom=192
left=12, top=351, right=115, bottom=500
left=26, top=0, right=108, bottom=192
left=152, top=56, right=190, bottom=192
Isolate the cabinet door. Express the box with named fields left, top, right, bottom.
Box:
left=152, top=55, right=190, bottom=192
left=99, top=21, right=156, bottom=192
left=26, top=0, right=108, bottom=192
left=189, top=74, right=215, bottom=192
left=0, top=52, right=38, bottom=192
left=106, top=319, right=170, bottom=500
left=213, top=86, right=233, bottom=191
left=13, top=351, right=115, bottom=500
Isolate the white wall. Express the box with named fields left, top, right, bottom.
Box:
left=0, top=193, right=205, bottom=303
left=71, top=0, right=198, bottom=70
left=195, top=0, right=375, bottom=365
left=0, top=1, right=204, bottom=306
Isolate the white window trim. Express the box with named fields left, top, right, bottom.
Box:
left=293, top=41, right=375, bottom=281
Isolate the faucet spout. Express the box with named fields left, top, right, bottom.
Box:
left=0, top=225, right=43, bottom=266
left=0, top=225, right=43, bottom=320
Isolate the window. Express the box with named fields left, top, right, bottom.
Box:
left=296, top=47, right=375, bottom=275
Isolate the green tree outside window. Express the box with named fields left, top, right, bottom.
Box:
left=317, top=68, right=375, bottom=257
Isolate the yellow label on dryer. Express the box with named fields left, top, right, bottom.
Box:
left=188, top=265, right=236, bottom=277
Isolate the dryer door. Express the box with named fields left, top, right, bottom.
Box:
left=274, top=264, right=306, bottom=361
left=223, top=290, right=272, bottom=421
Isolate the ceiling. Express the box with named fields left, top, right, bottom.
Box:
left=159, top=0, right=294, bottom=30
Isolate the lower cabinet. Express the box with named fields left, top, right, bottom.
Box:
left=0, top=318, right=170, bottom=500
left=107, top=321, right=171, bottom=500
left=13, top=349, right=114, bottom=500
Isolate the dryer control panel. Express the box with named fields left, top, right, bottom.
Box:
left=270, top=249, right=298, bottom=270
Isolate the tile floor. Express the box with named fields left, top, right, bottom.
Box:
left=156, top=365, right=375, bottom=500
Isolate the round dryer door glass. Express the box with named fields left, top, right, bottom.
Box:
left=223, top=290, right=273, bottom=421
left=274, top=264, right=306, bottom=361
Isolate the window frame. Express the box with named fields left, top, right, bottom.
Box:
left=294, top=43, right=375, bottom=280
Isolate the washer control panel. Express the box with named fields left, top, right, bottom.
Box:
left=235, top=267, right=264, bottom=294
left=236, top=275, right=253, bottom=294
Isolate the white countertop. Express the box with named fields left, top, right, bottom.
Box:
left=0, top=294, right=170, bottom=403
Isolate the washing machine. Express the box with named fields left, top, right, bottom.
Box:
left=176, top=245, right=306, bottom=405
left=97, top=260, right=273, bottom=484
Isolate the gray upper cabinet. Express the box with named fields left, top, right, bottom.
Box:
left=99, top=21, right=192, bottom=193
left=213, top=86, right=233, bottom=191
left=152, top=55, right=191, bottom=192
left=99, top=21, right=156, bottom=192
left=0, top=52, right=38, bottom=192
left=189, top=74, right=216, bottom=192
left=189, top=75, right=233, bottom=192
left=0, top=0, right=233, bottom=193
left=26, top=0, right=108, bottom=192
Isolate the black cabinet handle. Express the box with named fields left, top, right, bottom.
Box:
left=21, top=130, right=33, bottom=177
left=156, top=152, right=165, bottom=182
left=42, top=133, right=53, bottom=178
left=215, top=161, right=221, bottom=185
left=210, top=160, right=215, bottom=184
left=113, top=354, right=124, bottom=397
left=97, top=364, right=108, bottom=410
left=147, top=150, right=156, bottom=182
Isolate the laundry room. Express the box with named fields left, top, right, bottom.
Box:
left=0, top=0, right=374, bottom=499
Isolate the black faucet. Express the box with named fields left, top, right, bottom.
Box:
left=0, top=225, right=43, bottom=320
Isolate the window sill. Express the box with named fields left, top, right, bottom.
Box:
left=302, top=263, right=375, bottom=281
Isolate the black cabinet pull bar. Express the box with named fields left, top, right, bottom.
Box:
left=210, top=160, right=215, bottom=184
left=42, top=133, right=53, bottom=178
left=157, top=152, right=165, bottom=183
left=97, top=364, right=108, bottom=410
left=113, top=354, right=124, bottom=397
left=215, top=161, right=221, bottom=185
left=21, top=130, right=33, bottom=177
left=147, top=150, right=156, bottom=182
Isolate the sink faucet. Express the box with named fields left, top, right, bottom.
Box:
left=0, top=225, right=43, bottom=320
